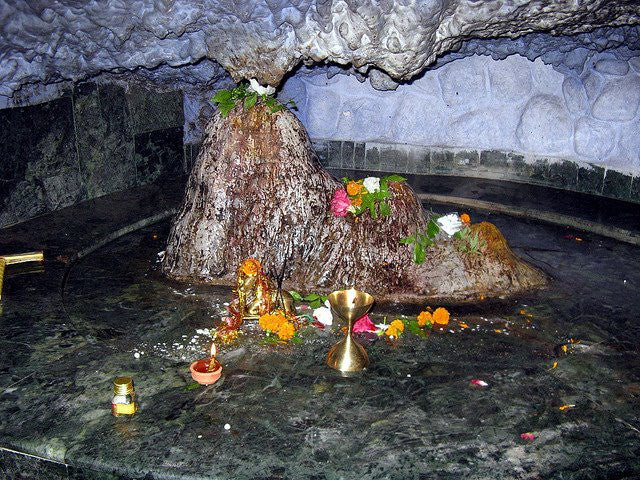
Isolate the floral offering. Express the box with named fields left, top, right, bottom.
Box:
left=258, top=310, right=297, bottom=341
left=385, top=319, right=405, bottom=338
left=331, top=174, right=406, bottom=219
left=417, top=310, right=433, bottom=327
left=432, top=307, right=450, bottom=326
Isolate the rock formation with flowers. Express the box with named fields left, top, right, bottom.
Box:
left=163, top=104, right=546, bottom=303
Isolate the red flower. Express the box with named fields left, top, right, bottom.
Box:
left=353, top=314, right=377, bottom=333
left=330, top=188, right=351, bottom=217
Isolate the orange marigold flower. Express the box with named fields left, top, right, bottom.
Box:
left=432, top=307, right=450, bottom=325
left=258, top=312, right=286, bottom=332
left=240, top=258, right=261, bottom=276
left=417, top=311, right=432, bottom=326
left=389, top=319, right=405, bottom=332
left=460, top=213, right=471, bottom=224
left=351, top=196, right=363, bottom=207
left=277, top=321, right=295, bottom=341
left=385, top=326, right=398, bottom=337
left=346, top=180, right=363, bottom=196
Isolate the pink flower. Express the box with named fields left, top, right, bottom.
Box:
left=520, top=432, right=535, bottom=441
left=330, top=189, right=351, bottom=217
left=353, top=314, right=377, bottom=333
left=470, top=379, right=489, bottom=387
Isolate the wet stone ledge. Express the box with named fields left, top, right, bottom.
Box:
left=304, top=140, right=640, bottom=204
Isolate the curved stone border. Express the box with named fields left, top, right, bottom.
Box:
left=418, top=193, right=640, bottom=246
left=308, top=140, right=640, bottom=204
left=60, top=209, right=177, bottom=296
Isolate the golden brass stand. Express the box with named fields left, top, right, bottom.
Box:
left=0, top=251, right=44, bottom=302
left=326, top=288, right=374, bottom=374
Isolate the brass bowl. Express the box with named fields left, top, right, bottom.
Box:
left=326, top=288, right=374, bottom=373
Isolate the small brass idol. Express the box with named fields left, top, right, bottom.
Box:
left=326, top=288, right=374, bottom=374
left=230, top=258, right=294, bottom=322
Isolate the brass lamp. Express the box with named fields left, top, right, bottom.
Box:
left=326, top=288, right=374, bottom=374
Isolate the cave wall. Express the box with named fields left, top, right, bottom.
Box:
left=1, top=2, right=639, bottom=223
left=270, top=52, right=640, bottom=201
left=0, top=83, right=186, bottom=227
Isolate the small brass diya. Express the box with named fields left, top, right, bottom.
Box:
left=326, top=288, right=374, bottom=374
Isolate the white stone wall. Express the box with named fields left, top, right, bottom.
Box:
left=281, top=53, right=640, bottom=175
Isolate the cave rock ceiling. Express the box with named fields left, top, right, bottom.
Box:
left=1, top=0, right=639, bottom=98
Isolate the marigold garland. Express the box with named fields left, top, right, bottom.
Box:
left=460, top=213, right=471, bottom=224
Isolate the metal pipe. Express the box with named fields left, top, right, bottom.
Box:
left=2, top=251, right=44, bottom=265
left=0, top=258, right=5, bottom=303
left=0, top=251, right=44, bottom=304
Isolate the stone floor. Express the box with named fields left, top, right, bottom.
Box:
left=1, top=178, right=640, bottom=479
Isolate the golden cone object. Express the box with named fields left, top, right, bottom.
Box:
left=326, top=288, right=374, bottom=373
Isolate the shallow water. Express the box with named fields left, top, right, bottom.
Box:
left=2, top=207, right=640, bottom=479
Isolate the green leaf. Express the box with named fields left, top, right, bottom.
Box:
left=303, top=293, right=320, bottom=302
left=341, top=177, right=350, bottom=185
left=383, top=174, right=407, bottom=183
left=406, top=319, right=426, bottom=336
left=290, top=334, right=303, bottom=345
left=212, top=90, right=232, bottom=103
left=244, top=92, right=257, bottom=109
left=379, top=200, right=391, bottom=216
left=288, top=290, right=303, bottom=302
left=184, top=382, right=201, bottom=391
left=217, top=101, right=235, bottom=118
left=260, top=336, right=282, bottom=345
left=414, top=242, right=426, bottom=264
left=369, top=202, right=376, bottom=219
left=309, top=298, right=324, bottom=309
left=400, top=234, right=415, bottom=245
left=427, top=219, right=440, bottom=238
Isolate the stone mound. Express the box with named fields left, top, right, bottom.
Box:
left=163, top=105, right=546, bottom=303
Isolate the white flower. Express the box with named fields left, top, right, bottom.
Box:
left=375, top=323, right=389, bottom=331
left=248, top=78, right=275, bottom=96
left=347, top=205, right=357, bottom=214
left=436, top=213, right=463, bottom=236
left=363, top=177, right=380, bottom=193
left=313, top=306, right=333, bottom=326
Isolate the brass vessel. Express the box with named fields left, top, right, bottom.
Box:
left=326, top=288, right=374, bottom=374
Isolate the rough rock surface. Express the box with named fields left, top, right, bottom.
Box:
left=0, top=1, right=639, bottom=100
left=276, top=52, right=640, bottom=172
left=163, top=104, right=545, bottom=302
